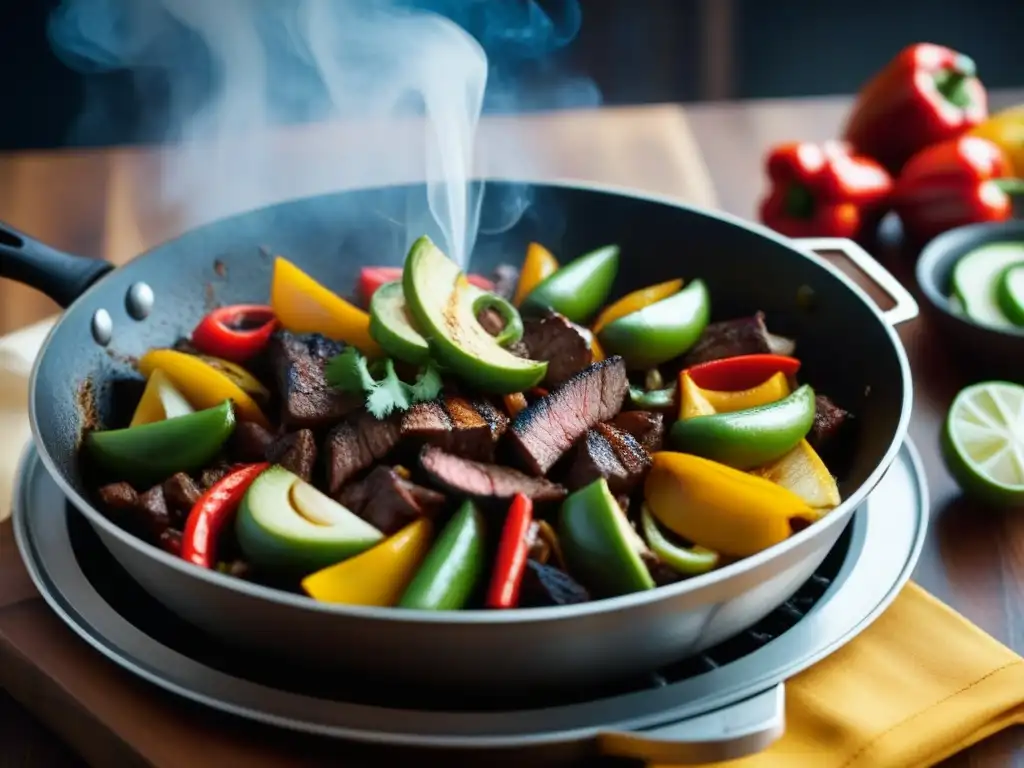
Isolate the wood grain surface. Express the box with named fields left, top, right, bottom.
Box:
left=2, top=92, right=1024, bottom=766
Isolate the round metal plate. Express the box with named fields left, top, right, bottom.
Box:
left=13, top=440, right=928, bottom=751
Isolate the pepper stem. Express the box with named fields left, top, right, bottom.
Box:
left=992, top=179, right=1024, bottom=195
left=934, top=54, right=976, bottom=110
left=783, top=183, right=816, bottom=219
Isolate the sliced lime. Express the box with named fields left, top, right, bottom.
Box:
left=942, top=381, right=1024, bottom=507
left=996, top=263, right=1024, bottom=327
left=950, top=243, right=1024, bottom=329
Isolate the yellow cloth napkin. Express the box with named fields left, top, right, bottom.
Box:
left=653, top=583, right=1024, bottom=768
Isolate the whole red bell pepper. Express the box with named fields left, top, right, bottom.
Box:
left=486, top=493, right=533, bottom=609
left=758, top=141, right=893, bottom=240
left=892, top=136, right=1024, bottom=244
left=358, top=267, right=494, bottom=306
left=685, top=354, right=802, bottom=391
left=842, top=44, right=988, bottom=176
left=181, top=463, right=269, bottom=569
left=191, top=305, right=278, bottom=363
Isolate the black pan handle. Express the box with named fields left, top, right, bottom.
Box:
left=0, top=220, right=114, bottom=309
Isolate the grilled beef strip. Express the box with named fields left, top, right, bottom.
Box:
left=809, top=394, right=851, bottom=450
left=401, top=396, right=508, bottom=462
left=266, top=428, right=318, bottom=482
left=508, top=356, right=629, bottom=476
left=163, top=472, right=202, bottom=524
left=325, top=411, right=403, bottom=494
left=419, top=445, right=567, bottom=503
left=200, top=465, right=231, bottom=490
left=566, top=423, right=652, bottom=494
left=679, top=311, right=795, bottom=367
left=230, top=421, right=275, bottom=462
left=268, top=330, right=361, bottom=429
left=336, top=466, right=446, bottom=535
left=518, top=311, right=593, bottom=388
left=609, top=410, right=665, bottom=453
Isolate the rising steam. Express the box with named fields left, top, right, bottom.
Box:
left=48, top=0, right=596, bottom=268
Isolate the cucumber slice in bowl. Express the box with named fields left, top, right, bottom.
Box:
left=996, top=263, right=1024, bottom=327
left=950, top=243, right=1024, bottom=329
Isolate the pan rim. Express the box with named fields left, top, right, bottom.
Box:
left=27, top=177, right=914, bottom=626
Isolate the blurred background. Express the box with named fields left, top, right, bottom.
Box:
left=2, top=0, right=1022, bottom=151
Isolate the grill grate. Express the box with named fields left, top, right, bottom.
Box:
left=67, top=503, right=850, bottom=712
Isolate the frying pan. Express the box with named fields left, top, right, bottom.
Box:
left=0, top=180, right=917, bottom=692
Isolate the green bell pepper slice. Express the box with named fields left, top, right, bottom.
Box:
left=640, top=504, right=719, bottom=576
left=558, top=477, right=655, bottom=597
left=669, top=384, right=816, bottom=470
left=85, top=400, right=236, bottom=487
left=521, top=245, right=619, bottom=323
left=597, top=280, right=710, bottom=370
left=628, top=383, right=678, bottom=413
left=398, top=499, right=485, bottom=610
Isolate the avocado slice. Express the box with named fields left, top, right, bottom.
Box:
left=235, top=465, right=384, bottom=574
left=402, top=236, right=547, bottom=393
left=368, top=280, right=431, bottom=364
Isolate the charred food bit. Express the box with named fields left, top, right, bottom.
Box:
left=519, top=560, right=591, bottom=607
left=325, top=412, right=403, bottom=493
left=518, top=311, right=593, bottom=388
left=268, top=330, right=362, bottom=429
left=566, top=423, right=652, bottom=494
left=609, top=410, right=666, bottom=453
left=266, top=428, right=318, bottom=483
left=163, top=472, right=203, bottom=523
left=401, top=396, right=508, bottom=461
left=681, top=311, right=794, bottom=366
left=419, top=445, right=567, bottom=503
left=508, top=356, right=629, bottom=476
left=230, top=421, right=275, bottom=463
left=809, top=394, right=851, bottom=449
left=336, top=465, right=446, bottom=536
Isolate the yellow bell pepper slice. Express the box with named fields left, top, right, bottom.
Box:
left=645, top=451, right=815, bottom=558
left=701, top=371, right=790, bottom=413
left=138, top=349, right=269, bottom=428
left=270, top=257, right=381, bottom=357
left=513, top=242, right=559, bottom=306
left=301, top=518, right=434, bottom=606
left=590, top=335, right=606, bottom=362
left=679, top=372, right=716, bottom=419
left=751, top=439, right=841, bottom=513
left=129, top=368, right=194, bottom=427
left=591, top=278, right=684, bottom=335
left=196, top=355, right=271, bottom=405
left=969, top=105, right=1024, bottom=176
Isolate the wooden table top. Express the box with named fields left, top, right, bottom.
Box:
left=2, top=92, right=1024, bottom=767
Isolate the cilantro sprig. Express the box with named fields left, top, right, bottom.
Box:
left=325, top=348, right=443, bottom=419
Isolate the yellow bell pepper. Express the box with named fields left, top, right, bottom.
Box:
left=969, top=105, right=1024, bottom=176
left=301, top=518, right=433, bottom=605
left=196, top=355, right=270, bottom=405
left=590, top=335, right=606, bottom=362
left=678, top=371, right=789, bottom=420
left=270, top=257, right=381, bottom=357
left=644, top=451, right=815, bottom=557
left=591, top=278, right=684, bottom=335
left=679, top=372, right=716, bottom=419
left=138, top=349, right=269, bottom=428
left=512, top=242, right=559, bottom=306
left=751, top=439, right=840, bottom=513
left=129, top=368, right=194, bottom=427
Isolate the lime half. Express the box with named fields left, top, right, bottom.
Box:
left=943, top=381, right=1024, bottom=507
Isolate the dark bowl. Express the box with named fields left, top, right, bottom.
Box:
left=916, top=219, right=1024, bottom=381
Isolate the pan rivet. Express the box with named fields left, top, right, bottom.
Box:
left=125, top=282, right=154, bottom=320
left=90, top=309, right=113, bottom=346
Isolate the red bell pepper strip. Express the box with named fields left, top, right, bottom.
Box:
left=685, top=354, right=801, bottom=392
left=181, top=463, right=269, bottom=569
left=191, top=305, right=278, bottom=363
left=357, top=267, right=494, bottom=306
left=892, top=136, right=1024, bottom=244
left=842, top=43, right=988, bottom=176
left=486, top=493, right=534, bottom=609
left=758, top=141, right=893, bottom=240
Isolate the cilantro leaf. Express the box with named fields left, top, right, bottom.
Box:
left=326, top=348, right=434, bottom=419
left=366, top=359, right=410, bottom=418
left=325, top=347, right=376, bottom=393
left=404, top=361, right=443, bottom=404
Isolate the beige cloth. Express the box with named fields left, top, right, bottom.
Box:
left=0, top=318, right=56, bottom=522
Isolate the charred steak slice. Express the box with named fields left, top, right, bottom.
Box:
left=473, top=397, right=510, bottom=442
left=230, top=421, right=275, bottom=463
left=266, top=429, right=318, bottom=482
left=268, top=330, right=362, bottom=429
left=519, top=311, right=593, bottom=388
left=163, top=472, right=202, bottom=523
left=809, top=395, right=851, bottom=449
left=508, top=356, right=629, bottom=476
left=520, top=560, right=590, bottom=607
left=566, top=422, right=652, bottom=495
left=681, top=311, right=794, bottom=367
left=337, top=466, right=446, bottom=536
left=609, top=410, right=665, bottom=453
left=401, top=397, right=505, bottom=461
left=419, top=445, right=567, bottom=503
left=325, top=412, right=402, bottom=493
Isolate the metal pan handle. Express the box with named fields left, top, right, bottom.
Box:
left=794, top=237, right=919, bottom=327
left=597, top=684, right=785, bottom=764
left=0, top=220, right=113, bottom=309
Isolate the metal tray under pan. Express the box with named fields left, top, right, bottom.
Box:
left=14, top=440, right=928, bottom=766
